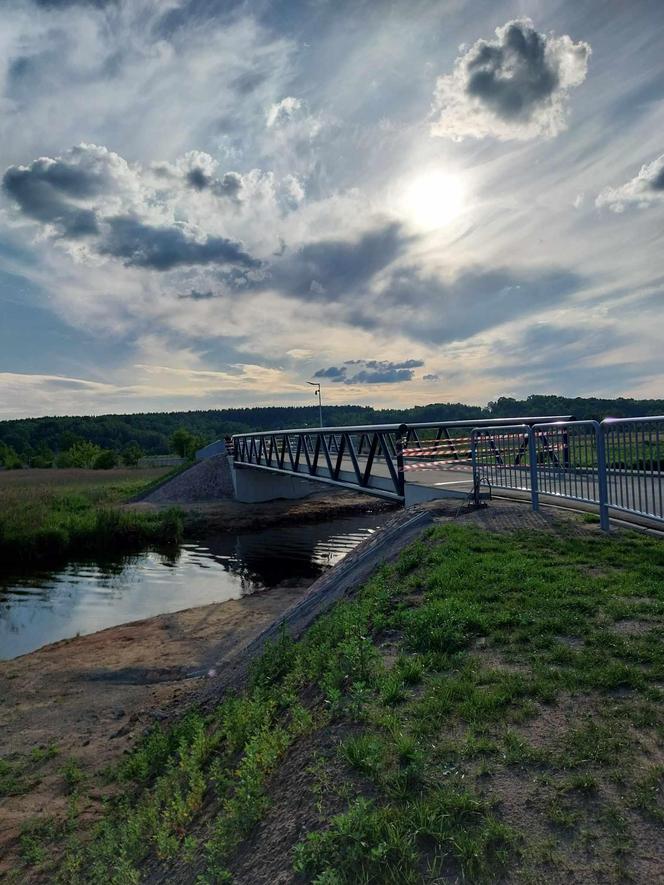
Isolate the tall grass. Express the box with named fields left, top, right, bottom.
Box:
left=0, top=469, right=183, bottom=569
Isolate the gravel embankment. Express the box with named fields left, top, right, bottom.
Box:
left=140, top=453, right=234, bottom=503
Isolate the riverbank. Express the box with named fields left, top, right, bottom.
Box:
left=0, top=578, right=312, bottom=879
left=0, top=502, right=415, bottom=880
left=0, top=468, right=182, bottom=570
left=128, top=487, right=397, bottom=534
left=3, top=501, right=663, bottom=883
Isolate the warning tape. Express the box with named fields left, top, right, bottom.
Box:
left=403, top=447, right=471, bottom=458
left=402, top=460, right=474, bottom=472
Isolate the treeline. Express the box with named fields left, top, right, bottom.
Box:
left=0, top=394, right=662, bottom=466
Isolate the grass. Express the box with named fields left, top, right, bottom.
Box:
left=0, top=468, right=183, bottom=569
left=0, top=745, right=59, bottom=797
left=10, top=520, right=664, bottom=882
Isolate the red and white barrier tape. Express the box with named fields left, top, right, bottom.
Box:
left=402, top=460, right=474, bottom=472
left=403, top=447, right=471, bottom=457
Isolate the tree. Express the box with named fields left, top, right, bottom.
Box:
left=30, top=443, right=54, bottom=468
left=121, top=441, right=144, bottom=467
left=93, top=449, right=119, bottom=470
left=56, top=441, right=102, bottom=469
left=0, top=442, right=22, bottom=469
left=170, top=427, right=204, bottom=459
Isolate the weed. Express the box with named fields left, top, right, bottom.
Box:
left=632, top=765, right=664, bottom=822
left=340, top=733, right=386, bottom=775
left=61, top=758, right=85, bottom=795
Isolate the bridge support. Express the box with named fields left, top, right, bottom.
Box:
left=230, top=462, right=317, bottom=503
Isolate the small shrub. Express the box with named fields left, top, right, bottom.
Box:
left=62, top=758, right=85, bottom=794
left=93, top=450, right=118, bottom=470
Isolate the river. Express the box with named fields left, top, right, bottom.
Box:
left=0, top=511, right=393, bottom=660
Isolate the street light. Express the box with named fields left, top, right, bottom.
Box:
left=307, top=381, right=323, bottom=428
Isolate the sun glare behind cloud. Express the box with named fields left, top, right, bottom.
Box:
left=401, top=169, right=467, bottom=231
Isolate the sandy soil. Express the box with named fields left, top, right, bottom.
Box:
left=0, top=578, right=314, bottom=873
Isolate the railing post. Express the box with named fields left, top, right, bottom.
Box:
left=596, top=421, right=610, bottom=532
left=396, top=424, right=406, bottom=498
left=562, top=428, right=570, bottom=469
left=471, top=430, right=480, bottom=505
left=527, top=428, right=539, bottom=512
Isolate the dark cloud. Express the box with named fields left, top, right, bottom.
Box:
left=423, top=373, right=440, bottom=382
left=596, top=153, right=664, bottom=210
left=314, top=358, right=423, bottom=385
left=314, top=366, right=346, bottom=380
left=345, top=358, right=423, bottom=370
left=355, top=266, right=583, bottom=345
left=99, top=216, right=259, bottom=271
left=432, top=19, right=590, bottom=140
left=274, top=223, right=409, bottom=301
left=263, top=225, right=581, bottom=348
left=3, top=161, right=101, bottom=238
left=3, top=147, right=259, bottom=270
left=186, top=168, right=242, bottom=200
left=465, top=22, right=559, bottom=122
left=651, top=165, right=664, bottom=191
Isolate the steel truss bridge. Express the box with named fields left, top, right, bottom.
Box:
left=232, top=415, right=664, bottom=531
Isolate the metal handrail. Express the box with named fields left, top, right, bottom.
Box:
left=231, top=415, right=575, bottom=440
left=402, top=415, right=573, bottom=431
left=232, top=423, right=406, bottom=438
left=470, top=416, right=664, bottom=531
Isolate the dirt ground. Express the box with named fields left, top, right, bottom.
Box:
left=0, top=579, right=312, bottom=874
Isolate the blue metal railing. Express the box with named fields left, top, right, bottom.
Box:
left=232, top=416, right=573, bottom=503
left=472, top=417, right=664, bottom=530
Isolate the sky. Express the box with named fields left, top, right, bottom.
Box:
left=1, top=0, right=663, bottom=419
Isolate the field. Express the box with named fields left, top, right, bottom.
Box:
left=4, top=516, right=663, bottom=883
left=0, top=468, right=183, bottom=569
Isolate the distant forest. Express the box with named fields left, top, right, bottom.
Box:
left=1, top=395, right=663, bottom=458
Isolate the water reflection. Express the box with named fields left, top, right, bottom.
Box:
left=0, top=512, right=390, bottom=660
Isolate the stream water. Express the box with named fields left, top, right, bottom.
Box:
left=0, top=511, right=392, bottom=660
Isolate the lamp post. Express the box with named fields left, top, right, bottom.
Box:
left=307, top=381, right=323, bottom=428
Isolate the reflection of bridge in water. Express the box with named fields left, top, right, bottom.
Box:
left=231, top=415, right=664, bottom=531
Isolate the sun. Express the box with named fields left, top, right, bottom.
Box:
left=401, top=169, right=467, bottom=231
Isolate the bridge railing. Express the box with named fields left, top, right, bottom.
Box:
left=471, top=417, right=664, bottom=530
left=232, top=416, right=574, bottom=502
left=232, top=424, right=407, bottom=500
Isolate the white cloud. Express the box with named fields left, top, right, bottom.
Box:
left=266, top=96, right=303, bottom=127
left=2, top=143, right=310, bottom=269
left=596, top=154, right=664, bottom=212
left=431, top=19, right=590, bottom=141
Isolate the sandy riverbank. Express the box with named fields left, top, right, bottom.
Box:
left=0, top=579, right=312, bottom=874
left=0, top=489, right=397, bottom=874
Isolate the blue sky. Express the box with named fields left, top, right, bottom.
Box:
left=1, top=0, right=663, bottom=418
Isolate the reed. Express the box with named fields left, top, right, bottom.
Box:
left=0, top=468, right=183, bottom=569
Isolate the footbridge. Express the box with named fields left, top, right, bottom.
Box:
left=231, top=415, right=664, bottom=531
